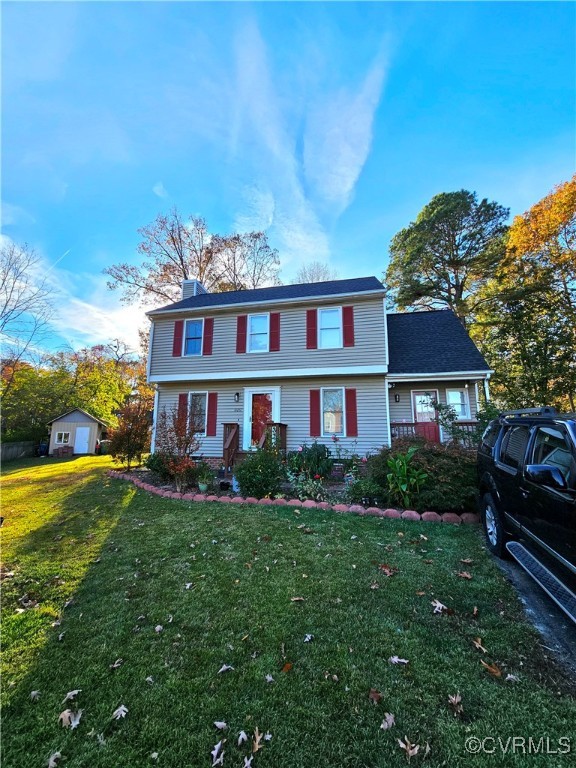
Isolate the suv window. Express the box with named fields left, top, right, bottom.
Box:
left=531, top=425, right=574, bottom=486
left=498, top=425, right=530, bottom=469
left=481, top=423, right=500, bottom=451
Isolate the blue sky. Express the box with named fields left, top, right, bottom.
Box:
left=2, top=1, right=575, bottom=352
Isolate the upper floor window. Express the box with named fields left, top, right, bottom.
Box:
left=322, top=387, right=344, bottom=436
left=248, top=314, right=269, bottom=353
left=318, top=308, right=342, bottom=349
left=184, top=319, right=203, bottom=356
left=446, top=388, right=470, bottom=420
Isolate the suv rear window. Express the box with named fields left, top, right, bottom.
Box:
left=498, top=425, right=530, bottom=469
left=481, top=423, right=500, bottom=451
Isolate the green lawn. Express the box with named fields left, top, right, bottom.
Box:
left=2, top=457, right=575, bottom=767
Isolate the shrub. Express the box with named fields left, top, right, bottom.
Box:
left=234, top=449, right=286, bottom=499
left=286, top=441, right=333, bottom=479
left=109, top=400, right=151, bottom=469
left=145, top=452, right=175, bottom=481
left=291, top=475, right=327, bottom=502
left=346, top=478, right=385, bottom=506
left=367, top=438, right=477, bottom=513
left=385, top=446, right=428, bottom=509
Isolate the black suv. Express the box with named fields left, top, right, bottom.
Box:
left=477, top=407, right=576, bottom=622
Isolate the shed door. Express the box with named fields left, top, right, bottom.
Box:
left=75, top=426, right=90, bottom=454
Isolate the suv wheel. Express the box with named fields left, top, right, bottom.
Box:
left=482, top=493, right=506, bottom=558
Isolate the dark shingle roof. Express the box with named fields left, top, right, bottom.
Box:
left=148, top=276, right=385, bottom=314
left=387, top=310, right=490, bottom=374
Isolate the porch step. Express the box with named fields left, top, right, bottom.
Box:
left=506, top=541, right=576, bottom=623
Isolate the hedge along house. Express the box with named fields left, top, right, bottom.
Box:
left=145, top=277, right=492, bottom=470
left=47, top=408, right=108, bottom=456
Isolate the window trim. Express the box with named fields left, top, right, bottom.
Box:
left=320, top=386, right=346, bottom=438
left=318, top=307, right=343, bottom=350
left=188, top=390, right=208, bottom=435
left=183, top=318, right=205, bottom=357
left=247, top=312, right=270, bottom=354
left=445, top=387, right=471, bottom=420
left=55, top=431, right=70, bottom=445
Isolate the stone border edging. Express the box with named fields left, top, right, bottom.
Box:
left=106, top=470, right=480, bottom=525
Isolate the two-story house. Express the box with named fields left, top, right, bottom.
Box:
left=146, top=276, right=491, bottom=468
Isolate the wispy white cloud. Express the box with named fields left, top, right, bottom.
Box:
left=1, top=201, right=36, bottom=227
left=153, top=181, right=169, bottom=199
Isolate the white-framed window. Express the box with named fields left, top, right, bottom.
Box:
left=183, top=319, right=204, bottom=356
left=56, top=432, right=70, bottom=444
left=446, top=388, right=470, bottom=420
left=247, top=313, right=269, bottom=353
left=321, top=387, right=345, bottom=436
left=318, top=307, right=342, bottom=349
left=189, top=392, right=208, bottom=434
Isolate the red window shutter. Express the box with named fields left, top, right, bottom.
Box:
left=345, top=388, right=358, bottom=437
left=177, top=393, right=188, bottom=422
left=236, top=315, right=247, bottom=353
left=306, top=309, right=318, bottom=350
left=172, top=320, right=184, bottom=357
left=270, top=312, right=280, bottom=352
left=343, top=306, right=355, bottom=347
left=309, top=389, right=321, bottom=437
left=202, top=317, right=214, bottom=356
left=206, top=393, right=218, bottom=437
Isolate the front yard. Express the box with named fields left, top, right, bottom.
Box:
left=2, top=458, right=575, bottom=767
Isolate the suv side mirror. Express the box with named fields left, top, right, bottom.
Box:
left=525, top=464, right=569, bottom=491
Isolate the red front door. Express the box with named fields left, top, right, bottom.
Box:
left=412, top=391, right=440, bottom=442
left=251, top=393, right=273, bottom=447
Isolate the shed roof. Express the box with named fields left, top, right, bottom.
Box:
left=147, top=276, right=385, bottom=315
left=387, top=310, right=490, bottom=374
left=47, top=408, right=108, bottom=427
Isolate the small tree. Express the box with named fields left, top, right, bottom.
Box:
left=109, top=401, right=151, bottom=469
left=154, top=402, right=203, bottom=458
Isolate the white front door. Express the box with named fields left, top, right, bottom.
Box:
left=242, top=387, right=281, bottom=450
left=74, top=426, right=91, bottom=454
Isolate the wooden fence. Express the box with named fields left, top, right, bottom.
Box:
left=1, top=441, right=35, bottom=463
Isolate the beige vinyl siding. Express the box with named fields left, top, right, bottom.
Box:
left=388, top=380, right=479, bottom=423
left=149, top=298, right=387, bottom=379
left=155, top=375, right=390, bottom=457
left=48, top=419, right=101, bottom=455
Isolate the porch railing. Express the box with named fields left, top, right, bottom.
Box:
left=222, top=423, right=239, bottom=473
left=258, top=422, right=287, bottom=453
left=391, top=420, right=480, bottom=448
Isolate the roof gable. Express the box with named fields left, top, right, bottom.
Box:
left=386, top=310, right=490, bottom=374
left=147, top=276, right=385, bottom=315
left=47, top=408, right=108, bottom=426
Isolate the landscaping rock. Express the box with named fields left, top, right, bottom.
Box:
left=384, top=508, right=401, bottom=518
left=245, top=497, right=259, bottom=504
left=401, top=510, right=421, bottom=521
left=182, top=493, right=196, bottom=500
left=258, top=498, right=274, bottom=505
left=441, top=512, right=462, bottom=525
left=206, top=495, right=219, bottom=502
left=287, top=499, right=302, bottom=507
left=332, top=504, right=349, bottom=512
left=460, top=512, right=480, bottom=525
left=302, top=500, right=317, bottom=508
left=365, top=507, right=383, bottom=516
left=218, top=496, right=232, bottom=503
left=273, top=498, right=288, bottom=505
left=193, top=494, right=207, bottom=501
left=348, top=505, right=365, bottom=514
left=316, top=502, right=331, bottom=510
left=421, top=511, right=442, bottom=523
left=231, top=497, right=245, bottom=503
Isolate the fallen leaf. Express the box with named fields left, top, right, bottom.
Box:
left=145, top=676, right=154, bottom=684
left=281, top=662, right=293, bottom=673
left=218, top=664, right=234, bottom=674
left=388, top=656, right=409, bottom=665
left=415, top=590, right=426, bottom=596
left=472, top=606, right=479, bottom=618
left=211, top=739, right=225, bottom=766
left=264, top=732, right=272, bottom=741
left=214, top=721, right=227, bottom=730
left=457, top=571, right=473, bottom=580
left=265, top=674, right=274, bottom=683
left=397, top=736, right=420, bottom=760
left=97, top=733, right=106, bottom=746
left=238, top=731, right=248, bottom=746
left=304, top=634, right=314, bottom=643
left=448, top=692, right=463, bottom=716
left=472, top=637, right=487, bottom=653
left=155, top=625, right=163, bottom=633
left=460, top=558, right=473, bottom=564
left=110, top=658, right=123, bottom=670
left=378, top=564, right=399, bottom=577
left=58, top=709, right=73, bottom=728
left=243, top=757, right=253, bottom=768
left=480, top=660, right=502, bottom=678
left=48, top=753, right=62, bottom=768
left=290, top=597, right=305, bottom=602
left=380, top=712, right=395, bottom=730
left=370, top=582, right=380, bottom=590
left=252, top=727, right=263, bottom=753
left=112, top=704, right=128, bottom=719
left=30, top=690, right=40, bottom=701
left=431, top=599, right=447, bottom=614
left=151, top=753, right=159, bottom=761
left=61, top=689, right=82, bottom=704
left=506, top=673, right=520, bottom=682
left=58, top=632, right=66, bottom=642
left=369, top=688, right=382, bottom=704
